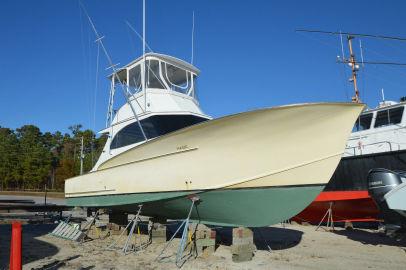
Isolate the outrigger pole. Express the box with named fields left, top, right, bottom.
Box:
left=79, top=1, right=147, bottom=141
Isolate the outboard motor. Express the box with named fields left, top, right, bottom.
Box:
left=367, top=168, right=406, bottom=233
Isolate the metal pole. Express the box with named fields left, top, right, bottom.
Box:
left=191, top=11, right=195, bottom=64
left=347, top=36, right=360, bottom=103
left=143, top=0, right=147, bottom=111
left=80, top=137, right=84, bottom=175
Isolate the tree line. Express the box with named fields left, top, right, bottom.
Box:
left=0, top=124, right=107, bottom=191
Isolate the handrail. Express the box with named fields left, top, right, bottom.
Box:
left=345, top=140, right=403, bottom=156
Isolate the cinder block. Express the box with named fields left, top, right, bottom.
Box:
left=231, top=227, right=255, bottom=262
left=232, top=252, right=253, bottom=262
left=231, top=243, right=255, bottom=254
left=345, top=221, right=353, bottom=230
left=232, top=227, right=253, bottom=240
left=151, top=226, right=166, bottom=243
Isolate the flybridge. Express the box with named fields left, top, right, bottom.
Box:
left=110, top=53, right=199, bottom=98
left=104, top=52, right=207, bottom=130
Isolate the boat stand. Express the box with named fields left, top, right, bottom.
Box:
left=316, top=202, right=335, bottom=231
left=156, top=196, right=200, bottom=268
left=81, top=210, right=100, bottom=241
left=107, top=205, right=149, bottom=254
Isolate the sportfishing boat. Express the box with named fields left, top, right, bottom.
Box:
left=64, top=53, right=362, bottom=226
left=294, top=32, right=406, bottom=224
left=64, top=14, right=363, bottom=227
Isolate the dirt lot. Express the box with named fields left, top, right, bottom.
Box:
left=1, top=222, right=405, bottom=270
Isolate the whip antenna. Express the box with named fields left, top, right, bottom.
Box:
left=79, top=1, right=147, bottom=141
left=191, top=11, right=195, bottom=64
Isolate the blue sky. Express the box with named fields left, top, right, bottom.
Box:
left=1, top=0, right=406, bottom=133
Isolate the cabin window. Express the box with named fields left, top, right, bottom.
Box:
left=374, top=107, right=404, bottom=128
left=162, top=62, right=192, bottom=94
left=146, top=60, right=165, bottom=89
left=128, top=65, right=142, bottom=92
left=110, top=115, right=207, bottom=150
left=353, top=113, right=373, bottom=132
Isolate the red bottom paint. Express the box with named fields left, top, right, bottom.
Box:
left=293, top=191, right=381, bottom=223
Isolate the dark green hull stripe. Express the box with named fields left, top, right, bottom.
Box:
left=67, top=185, right=324, bottom=227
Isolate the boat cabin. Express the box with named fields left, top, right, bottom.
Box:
left=352, top=101, right=405, bottom=132
left=94, top=53, right=211, bottom=170
left=346, top=98, right=406, bottom=156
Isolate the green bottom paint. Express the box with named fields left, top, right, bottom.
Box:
left=67, top=185, right=324, bottom=227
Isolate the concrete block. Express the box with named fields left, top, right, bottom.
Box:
left=345, top=221, right=353, bottom=230
left=232, top=227, right=253, bottom=240
left=232, top=252, right=253, bottom=262
left=231, top=227, right=255, bottom=262
left=231, top=243, right=255, bottom=254
left=151, top=226, right=166, bottom=243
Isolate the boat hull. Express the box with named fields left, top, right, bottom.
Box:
left=294, top=149, right=406, bottom=223
left=293, top=191, right=380, bottom=223
left=65, top=103, right=364, bottom=227
left=68, top=184, right=324, bottom=227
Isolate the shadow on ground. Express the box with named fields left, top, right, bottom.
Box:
left=0, top=223, right=59, bottom=269
left=214, top=226, right=303, bottom=251
left=160, top=221, right=303, bottom=251
left=334, top=228, right=406, bottom=247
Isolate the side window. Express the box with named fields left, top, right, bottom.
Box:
left=353, top=113, right=373, bottom=132
left=146, top=60, right=165, bottom=89
left=110, top=115, right=208, bottom=150
left=374, top=107, right=404, bottom=128
left=110, top=122, right=145, bottom=150
left=128, top=65, right=142, bottom=93
left=162, top=62, right=192, bottom=94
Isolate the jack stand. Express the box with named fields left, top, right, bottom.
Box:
left=107, top=205, right=148, bottom=254
left=156, top=195, right=200, bottom=268
left=82, top=210, right=99, bottom=241
left=316, top=202, right=335, bottom=231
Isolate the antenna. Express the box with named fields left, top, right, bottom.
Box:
left=79, top=1, right=147, bottom=141
left=339, top=30, right=345, bottom=60
left=297, top=28, right=406, bottom=103
left=381, top=88, right=385, bottom=102
left=359, top=40, right=365, bottom=68
left=142, top=0, right=147, bottom=111
left=191, top=11, right=195, bottom=64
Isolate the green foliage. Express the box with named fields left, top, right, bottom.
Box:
left=0, top=124, right=106, bottom=191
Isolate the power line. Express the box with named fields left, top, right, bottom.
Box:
left=296, top=29, right=406, bottom=42
left=338, top=60, right=406, bottom=66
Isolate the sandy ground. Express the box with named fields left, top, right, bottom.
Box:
left=1, top=222, right=406, bottom=270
